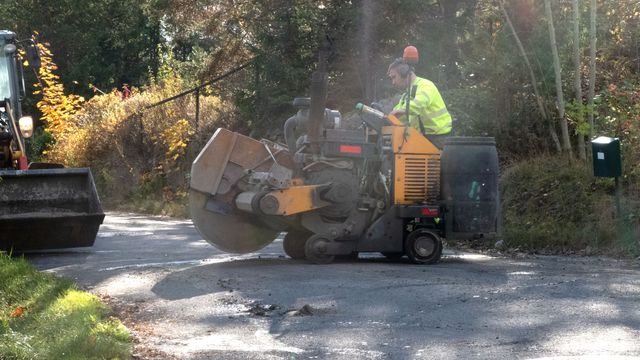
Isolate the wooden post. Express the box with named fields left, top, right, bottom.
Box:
left=615, top=176, right=622, bottom=218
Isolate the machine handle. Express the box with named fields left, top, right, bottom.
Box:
left=355, top=103, right=385, bottom=118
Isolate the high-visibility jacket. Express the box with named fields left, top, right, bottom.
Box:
left=393, top=76, right=452, bottom=135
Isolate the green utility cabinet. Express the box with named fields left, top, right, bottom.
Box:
left=591, top=136, right=621, bottom=178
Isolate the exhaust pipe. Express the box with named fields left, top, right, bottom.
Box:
left=307, top=43, right=329, bottom=154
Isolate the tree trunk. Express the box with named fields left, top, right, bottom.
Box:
left=588, top=0, right=597, bottom=149
left=545, top=0, right=572, bottom=156
left=573, top=0, right=586, bottom=160
left=500, top=0, right=561, bottom=153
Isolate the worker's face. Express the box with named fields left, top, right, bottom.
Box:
left=388, top=68, right=407, bottom=89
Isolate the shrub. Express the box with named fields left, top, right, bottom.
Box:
left=501, top=156, right=639, bottom=256
left=46, top=74, right=237, bottom=215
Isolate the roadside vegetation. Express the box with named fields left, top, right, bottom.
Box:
left=501, top=156, right=639, bottom=256
left=0, top=253, right=131, bottom=359
left=4, top=2, right=640, bottom=250
left=28, top=46, right=237, bottom=218
left=44, top=72, right=233, bottom=218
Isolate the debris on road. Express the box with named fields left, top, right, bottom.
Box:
left=245, top=302, right=280, bottom=317
left=288, top=304, right=315, bottom=317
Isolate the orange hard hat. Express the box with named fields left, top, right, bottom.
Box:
left=403, top=46, right=419, bottom=65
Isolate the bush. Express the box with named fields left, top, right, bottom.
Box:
left=46, top=74, right=237, bottom=215
left=501, top=156, right=639, bottom=256
left=595, top=82, right=640, bottom=190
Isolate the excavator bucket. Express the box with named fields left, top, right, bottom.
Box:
left=0, top=168, right=105, bottom=251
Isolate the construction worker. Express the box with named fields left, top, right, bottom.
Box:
left=388, top=58, right=452, bottom=149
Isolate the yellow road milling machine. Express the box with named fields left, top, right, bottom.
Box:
left=0, top=30, right=104, bottom=251
left=190, top=46, right=499, bottom=264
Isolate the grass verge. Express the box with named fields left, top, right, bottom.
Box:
left=501, top=156, right=639, bottom=256
left=0, top=253, right=131, bottom=359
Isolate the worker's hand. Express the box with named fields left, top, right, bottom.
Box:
left=389, top=109, right=405, bottom=117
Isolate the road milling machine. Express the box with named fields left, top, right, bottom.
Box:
left=0, top=30, right=104, bottom=251
left=190, top=46, right=499, bottom=264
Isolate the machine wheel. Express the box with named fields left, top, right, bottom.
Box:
left=381, top=252, right=404, bottom=261
left=404, top=229, right=443, bottom=265
left=304, top=234, right=335, bottom=265
left=283, top=231, right=308, bottom=260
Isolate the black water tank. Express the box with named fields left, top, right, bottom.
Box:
left=441, top=137, right=500, bottom=240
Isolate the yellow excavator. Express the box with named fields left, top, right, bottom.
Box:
left=0, top=30, right=104, bottom=251
left=190, top=45, right=499, bottom=264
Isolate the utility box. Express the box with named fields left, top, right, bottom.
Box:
left=592, top=136, right=621, bottom=177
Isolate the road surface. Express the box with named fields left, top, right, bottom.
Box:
left=28, top=212, right=640, bottom=359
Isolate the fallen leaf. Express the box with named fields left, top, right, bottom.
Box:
left=10, top=306, right=25, bottom=318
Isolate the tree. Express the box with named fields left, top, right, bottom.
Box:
left=544, top=0, right=571, bottom=155
left=33, top=41, right=84, bottom=143
left=499, top=0, right=561, bottom=153
left=587, top=0, right=597, bottom=146
left=573, top=0, right=586, bottom=160
left=1, top=0, right=162, bottom=94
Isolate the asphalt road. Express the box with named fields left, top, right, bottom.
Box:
left=27, top=212, right=640, bottom=360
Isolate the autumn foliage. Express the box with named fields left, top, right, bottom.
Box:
left=33, top=41, right=85, bottom=145
left=41, top=70, right=236, bottom=214
left=29, top=40, right=236, bottom=214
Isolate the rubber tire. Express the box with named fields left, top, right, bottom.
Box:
left=381, top=252, right=404, bottom=261
left=404, top=229, right=443, bottom=265
left=304, top=234, right=335, bottom=265
left=283, top=231, right=308, bottom=260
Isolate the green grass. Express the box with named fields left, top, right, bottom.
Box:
left=501, top=155, right=639, bottom=256
left=0, top=253, right=131, bottom=359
